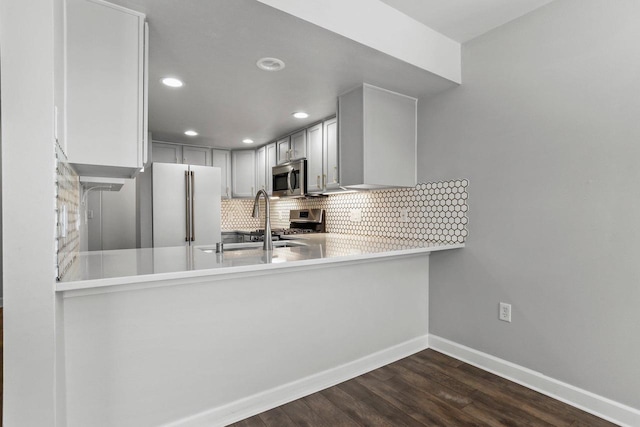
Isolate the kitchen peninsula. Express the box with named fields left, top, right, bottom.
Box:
left=57, top=233, right=462, bottom=426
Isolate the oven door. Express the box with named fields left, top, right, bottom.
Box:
left=272, top=160, right=306, bottom=197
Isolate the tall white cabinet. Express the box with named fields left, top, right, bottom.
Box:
left=65, top=0, right=148, bottom=178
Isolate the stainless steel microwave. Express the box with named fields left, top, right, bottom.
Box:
left=272, top=159, right=307, bottom=198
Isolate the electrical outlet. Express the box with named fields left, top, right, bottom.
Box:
left=279, top=211, right=284, bottom=220
left=350, top=208, right=362, bottom=222
left=400, top=208, right=409, bottom=222
left=499, top=302, right=512, bottom=322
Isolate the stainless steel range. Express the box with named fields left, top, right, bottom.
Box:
left=284, top=209, right=325, bottom=234
left=249, top=209, right=325, bottom=241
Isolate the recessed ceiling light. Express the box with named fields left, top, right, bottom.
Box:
left=256, top=57, right=285, bottom=72
left=242, top=138, right=254, bottom=144
left=161, top=77, right=183, bottom=87
left=184, top=130, right=198, bottom=136
left=292, top=112, right=309, bottom=119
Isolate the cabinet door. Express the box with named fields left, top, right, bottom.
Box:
left=290, top=130, right=307, bottom=160
left=66, top=0, right=145, bottom=177
left=306, top=123, right=324, bottom=193
left=265, top=143, right=277, bottom=195
left=255, top=146, right=266, bottom=191
left=276, top=136, right=290, bottom=164
left=324, top=117, right=340, bottom=190
left=152, top=142, right=182, bottom=164
left=183, top=146, right=211, bottom=166
left=231, top=150, right=256, bottom=198
left=212, top=149, right=231, bottom=199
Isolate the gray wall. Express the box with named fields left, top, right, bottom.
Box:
left=85, top=179, right=137, bottom=251
left=419, top=0, right=640, bottom=409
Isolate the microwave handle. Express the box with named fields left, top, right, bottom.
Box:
left=287, top=170, right=293, bottom=193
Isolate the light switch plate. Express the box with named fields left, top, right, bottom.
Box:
left=350, top=209, right=362, bottom=222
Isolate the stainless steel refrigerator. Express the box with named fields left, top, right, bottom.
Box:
left=152, top=163, right=221, bottom=247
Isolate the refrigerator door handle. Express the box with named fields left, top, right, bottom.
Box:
left=185, top=170, right=190, bottom=242
left=190, top=171, right=195, bottom=241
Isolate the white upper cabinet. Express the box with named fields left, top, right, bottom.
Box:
left=182, top=146, right=211, bottom=166
left=277, top=130, right=307, bottom=165
left=338, top=84, right=417, bottom=189
left=152, top=142, right=181, bottom=164
left=324, top=117, right=340, bottom=191
left=255, top=146, right=267, bottom=192
left=276, top=136, right=291, bottom=165
left=212, top=149, right=232, bottom=199
left=265, top=143, right=277, bottom=195
left=306, top=123, right=324, bottom=194
left=231, top=150, right=256, bottom=198
left=290, top=130, right=307, bottom=161
left=307, top=118, right=339, bottom=194
left=65, top=0, right=147, bottom=178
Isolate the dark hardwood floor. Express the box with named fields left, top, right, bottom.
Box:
left=1, top=307, right=3, bottom=425
left=230, top=349, right=618, bottom=427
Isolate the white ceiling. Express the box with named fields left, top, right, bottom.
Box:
left=379, top=0, right=555, bottom=42
left=108, top=0, right=553, bottom=149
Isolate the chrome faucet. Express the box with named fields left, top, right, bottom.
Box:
left=252, top=189, right=273, bottom=251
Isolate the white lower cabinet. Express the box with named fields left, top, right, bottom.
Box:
left=212, top=149, right=231, bottom=199
left=231, top=150, right=256, bottom=198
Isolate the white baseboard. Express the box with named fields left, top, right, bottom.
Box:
left=429, top=335, right=640, bottom=427
left=166, top=335, right=430, bottom=427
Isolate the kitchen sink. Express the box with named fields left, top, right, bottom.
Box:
left=198, top=240, right=307, bottom=252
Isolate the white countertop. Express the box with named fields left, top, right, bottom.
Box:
left=57, top=234, right=463, bottom=292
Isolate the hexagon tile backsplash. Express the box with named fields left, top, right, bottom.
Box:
left=221, top=179, right=469, bottom=244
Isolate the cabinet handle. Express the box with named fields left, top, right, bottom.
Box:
left=184, top=171, right=190, bottom=241
left=226, top=187, right=229, bottom=198
left=333, top=166, right=337, bottom=183
left=322, top=174, right=326, bottom=189
left=251, top=186, right=254, bottom=195
left=190, top=171, right=195, bottom=242
left=317, top=175, right=321, bottom=189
